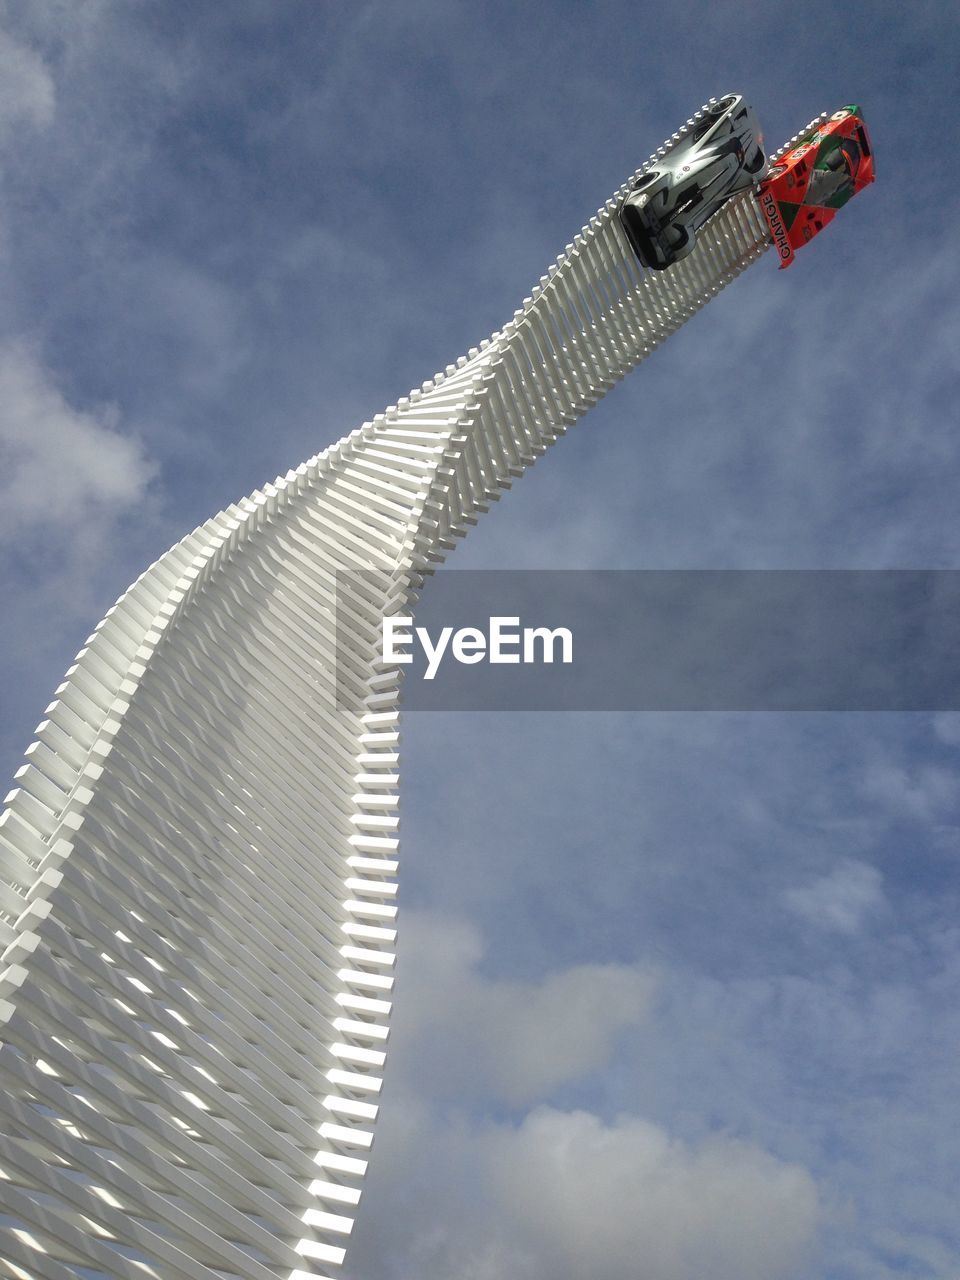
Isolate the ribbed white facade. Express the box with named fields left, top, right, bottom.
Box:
left=0, top=105, right=819, bottom=1278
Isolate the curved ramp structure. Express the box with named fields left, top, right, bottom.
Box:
left=0, top=103, right=823, bottom=1278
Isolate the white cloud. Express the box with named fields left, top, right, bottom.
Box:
left=351, top=1101, right=820, bottom=1280
left=0, top=341, right=152, bottom=537
left=931, top=712, right=960, bottom=746
left=0, top=341, right=157, bottom=780
left=0, top=27, right=54, bottom=136
left=483, top=1107, right=819, bottom=1280
left=392, top=912, right=655, bottom=1104
left=782, top=858, right=885, bottom=934
left=860, top=758, right=956, bottom=824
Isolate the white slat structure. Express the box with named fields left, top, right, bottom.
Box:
left=0, top=104, right=818, bottom=1278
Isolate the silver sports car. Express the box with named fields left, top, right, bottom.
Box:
left=619, top=94, right=766, bottom=271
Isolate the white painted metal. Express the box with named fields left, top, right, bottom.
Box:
left=0, top=106, right=817, bottom=1277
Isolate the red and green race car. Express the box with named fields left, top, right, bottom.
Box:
left=757, top=105, right=875, bottom=268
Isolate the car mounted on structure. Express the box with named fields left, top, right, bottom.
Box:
left=756, top=104, right=874, bottom=267
left=618, top=93, right=766, bottom=271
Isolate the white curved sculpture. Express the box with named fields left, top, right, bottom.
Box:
left=0, top=104, right=820, bottom=1277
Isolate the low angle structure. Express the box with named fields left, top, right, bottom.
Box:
left=0, top=99, right=872, bottom=1278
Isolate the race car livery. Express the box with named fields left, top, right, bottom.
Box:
left=757, top=105, right=874, bottom=268
left=618, top=94, right=766, bottom=271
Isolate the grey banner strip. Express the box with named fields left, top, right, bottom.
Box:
left=335, top=571, right=960, bottom=711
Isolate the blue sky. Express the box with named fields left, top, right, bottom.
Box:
left=1, top=3, right=959, bottom=1278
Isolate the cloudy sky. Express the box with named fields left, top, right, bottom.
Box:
left=2, top=3, right=959, bottom=1278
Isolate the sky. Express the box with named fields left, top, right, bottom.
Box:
left=1, top=2, right=959, bottom=1278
